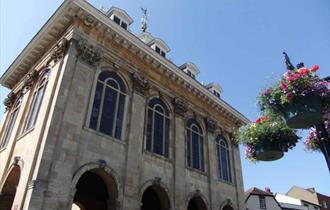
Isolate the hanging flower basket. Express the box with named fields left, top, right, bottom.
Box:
left=254, top=139, right=284, bottom=161
left=258, top=64, right=328, bottom=129
left=280, top=92, right=323, bottom=128
left=238, top=116, right=299, bottom=162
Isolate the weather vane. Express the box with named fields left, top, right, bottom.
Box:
left=141, top=7, right=148, bottom=32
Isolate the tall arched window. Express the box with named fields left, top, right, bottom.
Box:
left=186, top=119, right=204, bottom=171
left=216, top=135, right=232, bottom=182
left=24, top=70, right=50, bottom=132
left=145, top=98, right=170, bottom=158
left=0, top=96, right=22, bottom=149
left=89, top=71, right=127, bottom=140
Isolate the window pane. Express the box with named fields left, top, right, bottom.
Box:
left=155, top=105, right=164, bottom=113
left=146, top=109, right=153, bottom=151
left=200, top=136, right=204, bottom=171
left=0, top=110, right=19, bottom=149
left=221, top=146, right=228, bottom=181
left=153, top=112, right=164, bottom=155
left=99, top=86, right=117, bottom=135
left=113, top=16, right=120, bottom=25
left=107, top=79, right=119, bottom=89
left=121, top=22, right=127, bottom=29
left=114, top=94, right=125, bottom=139
left=161, top=51, right=166, bottom=57
left=26, top=85, right=46, bottom=130
left=187, top=130, right=191, bottom=167
left=90, top=82, right=103, bottom=130
left=192, top=132, right=200, bottom=169
left=164, top=118, right=170, bottom=158
left=155, top=46, right=160, bottom=54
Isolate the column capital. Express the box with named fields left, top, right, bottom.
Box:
left=172, top=97, right=189, bottom=117
left=205, top=117, right=218, bottom=133
left=132, top=72, right=150, bottom=96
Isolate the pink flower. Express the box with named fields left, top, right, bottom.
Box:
left=311, top=65, right=319, bottom=72
left=286, top=92, right=294, bottom=100
left=280, top=83, right=288, bottom=91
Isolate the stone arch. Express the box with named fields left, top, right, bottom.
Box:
left=139, top=177, right=171, bottom=210
left=186, top=190, right=209, bottom=210
left=219, top=199, right=235, bottom=210
left=99, top=66, right=132, bottom=93
left=70, top=161, right=122, bottom=210
left=0, top=165, right=21, bottom=210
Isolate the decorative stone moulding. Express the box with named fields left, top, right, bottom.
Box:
left=77, top=39, right=102, bottom=67
left=172, top=97, right=188, bottom=117
left=3, top=92, right=17, bottom=110
left=205, top=117, right=217, bottom=133
left=47, top=38, right=69, bottom=65
left=132, top=72, right=150, bottom=96
left=152, top=177, right=162, bottom=186
left=23, top=70, right=39, bottom=91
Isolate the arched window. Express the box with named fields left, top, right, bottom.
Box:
left=145, top=98, right=170, bottom=157
left=186, top=119, right=204, bottom=171
left=89, top=71, right=127, bottom=140
left=216, top=136, right=232, bottom=182
left=24, top=70, right=50, bottom=132
left=0, top=96, right=22, bottom=149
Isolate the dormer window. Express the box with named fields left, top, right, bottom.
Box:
left=155, top=46, right=166, bottom=57
left=179, top=62, right=199, bottom=79
left=113, top=15, right=128, bottom=30
left=205, top=82, right=223, bottom=99
left=213, top=90, right=220, bottom=98
left=106, top=7, right=133, bottom=31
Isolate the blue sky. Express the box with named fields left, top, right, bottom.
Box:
left=1, top=0, right=329, bottom=195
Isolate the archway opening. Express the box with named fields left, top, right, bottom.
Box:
left=72, top=169, right=117, bottom=210
left=187, top=196, right=207, bottom=210
left=0, top=165, right=21, bottom=210
left=141, top=185, right=170, bottom=210
left=222, top=205, right=234, bottom=210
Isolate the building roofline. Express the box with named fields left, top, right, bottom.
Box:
left=0, top=0, right=250, bottom=125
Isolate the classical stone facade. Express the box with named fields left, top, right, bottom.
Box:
left=0, top=1, right=249, bottom=210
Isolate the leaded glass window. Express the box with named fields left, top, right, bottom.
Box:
left=90, top=71, right=127, bottom=140
left=186, top=119, right=204, bottom=171
left=24, top=70, right=50, bottom=132
left=216, top=135, right=232, bottom=182
left=0, top=96, right=22, bottom=149
left=146, top=98, right=170, bottom=157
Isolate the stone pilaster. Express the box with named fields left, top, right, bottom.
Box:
left=122, top=74, right=148, bottom=210
left=172, top=97, right=188, bottom=210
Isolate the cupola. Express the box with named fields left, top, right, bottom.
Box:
left=179, top=62, right=200, bottom=79
left=205, top=82, right=223, bottom=98
left=106, top=7, right=133, bottom=30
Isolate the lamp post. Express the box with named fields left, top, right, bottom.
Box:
left=283, top=52, right=330, bottom=172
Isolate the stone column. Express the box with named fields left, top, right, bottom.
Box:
left=232, top=143, right=245, bottom=210
left=172, top=98, right=188, bottom=210
left=205, top=117, right=218, bottom=210
left=122, top=72, right=149, bottom=210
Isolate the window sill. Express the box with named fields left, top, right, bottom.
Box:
left=0, top=147, right=7, bottom=153
left=83, top=127, right=126, bottom=145
left=186, top=166, right=208, bottom=177
left=143, top=150, right=171, bottom=163
left=17, top=127, right=35, bottom=141
left=217, top=178, right=234, bottom=186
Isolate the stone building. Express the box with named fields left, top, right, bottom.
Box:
left=0, top=0, right=249, bottom=210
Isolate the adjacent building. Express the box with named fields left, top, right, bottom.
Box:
left=0, top=0, right=249, bottom=210
left=245, top=187, right=282, bottom=210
